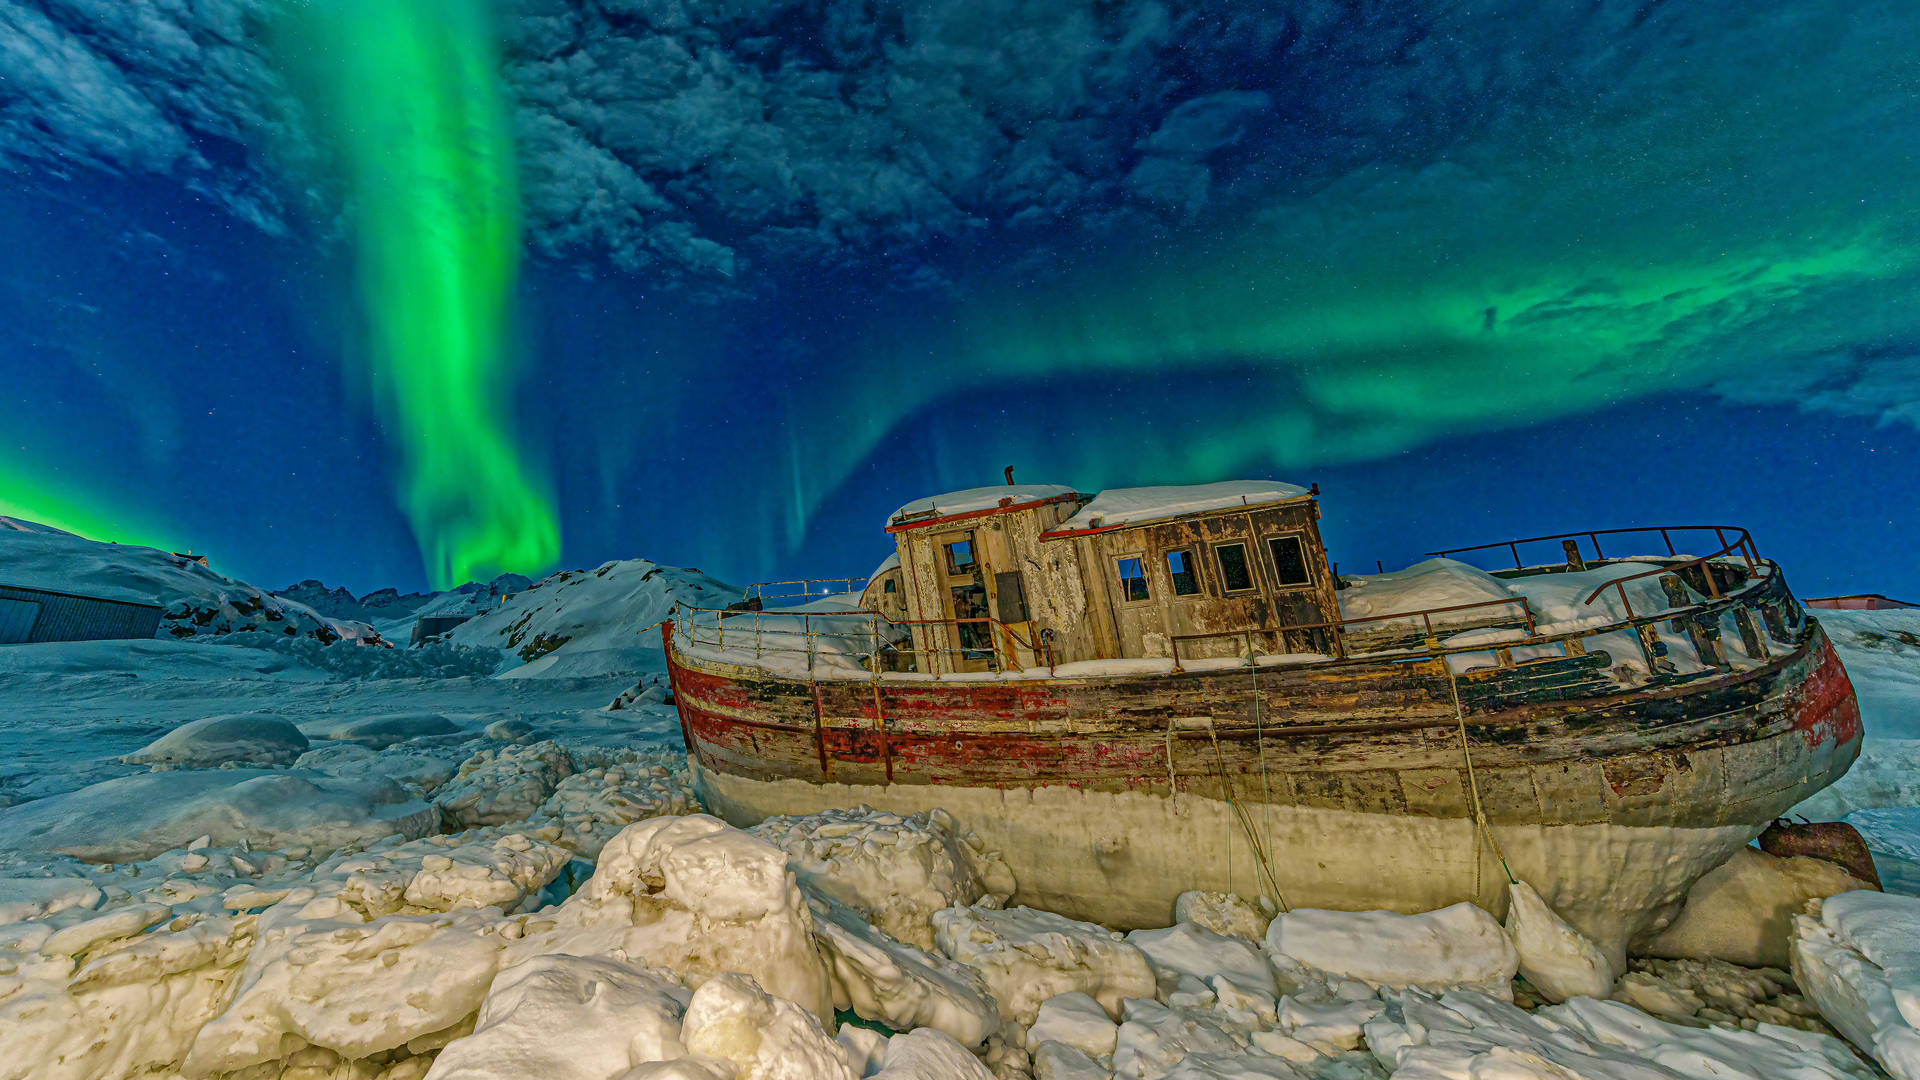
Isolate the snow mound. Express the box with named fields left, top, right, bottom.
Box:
left=447, top=559, right=739, bottom=678
left=1337, top=558, right=1515, bottom=624
left=304, top=711, right=462, bottom=748
left=0, top=769, right=438, bottom=863
left=1128, top=922, right=1279, bottom=1023
left=1366, top=987, right=1874, bottom=1079
left=423, top=954, right=692, bottom=1080
left=1642, top=847, right=1871, bottom=970
left=121, top=712, right=309, bottom=768
left=1266, top=903, right=1519, bottom=1000
left=1793, top=891, right=1920, bottom=1079
left=1029, top=991, right=1120, bottom=1058
left=0, top=528, right=379, bottom=644
left=932, top=905, right=1156, bottom=1025
left=753, top=805, right=1015, bottom=951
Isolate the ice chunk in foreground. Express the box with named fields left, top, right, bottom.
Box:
left=754, top=805, right=1014, bottom=951
left=933, top=905, right=1156, bottom=1025
left=680, top=971, right=855, bottom=1080
left=1028, top=991, right=1120, bottom=1058
left=870, top=1028, right=995, bottom=1080
left=0, top=769, right=436, bottom=863
left=1793, top=891, right=1920, bottom=1078
left=809, top=891, right=1000, bottom=1046
left=422, top=954, right=691, bottom=1080
left=435, top=741, right=575, bottom=829
left=1367, top=987, right=1874, bottom=1078
left=527, top=814, right=835, bottom=1019
left=122, top=713, right=309, bottom=768
left=1172, top=891, right=1270, bottom=943
left=1504, top=879, right=1615, bottom=1003
left=1266, top=903, right=1518, bottom=1000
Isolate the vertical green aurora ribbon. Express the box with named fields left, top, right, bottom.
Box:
left=279, top=0, right=558, bottom=589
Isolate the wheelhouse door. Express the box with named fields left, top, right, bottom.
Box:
left=934, top=530, right=995, bottom=672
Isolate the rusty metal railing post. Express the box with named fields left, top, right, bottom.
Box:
left=754, top=612, right=762, bottom=659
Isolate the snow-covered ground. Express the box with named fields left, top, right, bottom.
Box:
left=3, top=527, right=1920, bottom=1078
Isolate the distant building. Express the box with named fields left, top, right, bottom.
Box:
left=1805, top=594, right=1919, bottom=611
left=0, top=583, right=164, bottom=645
left=411, top=613, right=475, bottom=647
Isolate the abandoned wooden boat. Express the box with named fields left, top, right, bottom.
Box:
left=662, top=479, right=1860, bottom=957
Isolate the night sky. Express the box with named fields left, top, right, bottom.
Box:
left=3, top=1, right=1918, bottom=598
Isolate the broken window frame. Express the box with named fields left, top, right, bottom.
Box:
left=943, top=535, right=978, bottom=575
left=1214, top=542, right=1256, bottom=594
left=1265, top=533, right=1313, bottom=589
left=1115, top=555, right=1152, bottom=603
left=1165, top=549, right=1201, bottom=597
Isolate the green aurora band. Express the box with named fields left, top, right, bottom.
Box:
left=0, top=461, right=181, bottom=551
left=790, top=4, right=1920, bottom=521
left=279, top=0, right=557, bottom=590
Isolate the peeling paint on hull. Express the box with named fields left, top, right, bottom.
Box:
left=665, top=619, right=1861, bottom=954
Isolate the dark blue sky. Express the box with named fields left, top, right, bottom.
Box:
left=3, top=0, right=1918, bottom=599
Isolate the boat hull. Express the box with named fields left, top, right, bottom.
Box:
left=667, top=619, right=1861, bottom=959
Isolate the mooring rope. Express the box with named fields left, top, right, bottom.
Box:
left=1444, top=661, right=1517, bottom=894
left=1205, top=717, right=1290, bottom=913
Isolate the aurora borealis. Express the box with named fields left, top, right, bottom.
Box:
left=3, top=0, right=1919, bottom=596
left=275, top=0, right=558, bottom=590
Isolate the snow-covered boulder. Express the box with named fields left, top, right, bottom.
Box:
left=1793, top=891, right=1920, bottom=1079
left=933, top=905, right=1156, bottom=1025
left=1111, top=998, right=1252, bottom=1080
left=435, top=741, right=575, bottom=829
left=0, top=769, right=437, bottom=863
left=1171, top=891, right=1269, bottom=944
left=679, top=971, right=856, bottom=1080
left=870, top=1028, right=995, bottom=1080
left=1028, top=992, right=1120, bottom=1058
left=1504, top=879, right=1615, bottom=1003
left=1365, top=987, right=1874, bottom=1078
left=305, top=712, right=461, bottom=748
left=1642, top=847, right=1873, bottom=969
left=0, top=877, right=102, bottom=923
left=527, top=815, right=835, bottom=1020
left=316, top=831, right=572, bottom=918
left=808, top=892, right=1000, bottom=1047
left=1031, top=1042, right=1110, bottom=1080
left=122, top=713, right=309, bottom=768
left=1266, top=903, right=1519, bottom=1000
left=422, top=954, right=692, bottom=1080
left=754, top=806, right=1015, bottom=951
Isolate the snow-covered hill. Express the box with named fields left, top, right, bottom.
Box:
left=0, top=526, right=379, bottom=645
left=448, top=559, right=741, bottom=678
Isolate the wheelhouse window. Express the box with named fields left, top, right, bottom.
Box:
left=1116, top=557, right=1150, bottom=602
left=1165, top=549, right=1200, bottom=596
left=1267, top=535, right=1312, bottom=587
left=1215, top=543, right=1255, bottom=592
left=944, top=537, right=976, bottom=574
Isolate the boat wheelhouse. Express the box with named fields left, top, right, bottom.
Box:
left=663, top=478, right=1860, bottom=959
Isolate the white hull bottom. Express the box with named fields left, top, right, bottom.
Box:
left=694, top=762, right=1758, bottom=965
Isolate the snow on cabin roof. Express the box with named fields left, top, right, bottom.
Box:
left=865, top=551, right=901, bottom=587
left=1044, top=480, right=1312, bottom=537
left=886, top=484, right=1080, bottom=529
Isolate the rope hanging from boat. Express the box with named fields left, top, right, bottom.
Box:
left=1444, top=661, right=1518, bottom=893
left=1205, top=718, right=1291, bottom=913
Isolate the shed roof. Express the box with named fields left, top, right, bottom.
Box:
left=885, top=484, right=1082, bottom=531
left=1043, top=480, right=1312, bottom=538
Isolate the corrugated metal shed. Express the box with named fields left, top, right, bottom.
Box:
left=0, top=583, right=164, bottom=645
